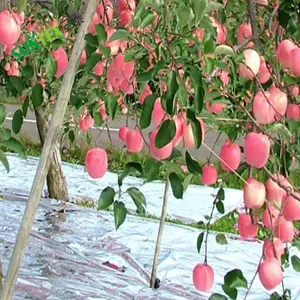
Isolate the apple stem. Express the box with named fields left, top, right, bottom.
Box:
left=150, top=177, right=170, bottom=288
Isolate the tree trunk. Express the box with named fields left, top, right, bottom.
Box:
left=34, top=106, right=69, bottom=201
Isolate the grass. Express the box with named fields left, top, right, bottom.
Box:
left=0, top=96, right=19, bottom=105
left=1, top=134, right=300, bottom=239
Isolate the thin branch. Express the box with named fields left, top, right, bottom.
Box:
left=204, top=192, right=218, bottom=264
left=263, top=167, right=300, bottom=202
left=243, top=255, right=264, bottom=300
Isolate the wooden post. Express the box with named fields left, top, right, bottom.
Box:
left=150, top=178, right=170, bottom=288
left=0, top=0, right=98, bottom=299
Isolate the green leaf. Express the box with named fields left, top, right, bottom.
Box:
left=204, top=38, right=216, bottom=54
left=288, top=120, right=300, bottom=133
left=0, top=128, right=11, bottom=140
left=0, top=104, right=6, bottom=125
left=217, top=187, right=225, bottom=201
left=291, top=255, right=300, bottom=272
left=0, top=137, right=26, bottom=159
left=127, top=187, right=147, bottom=213
left=206, top=2, right=223, bottom=13
left=192, top=0, right=208, bottom=21
left=215, top=45, right=235, bottom=57
left=85, top=53, right=102, bottom=72
left=22, top=65, right=34, bottom=78
left=98, top=187, right=115, bottom=210
left=140, top=95, right=156, bottom=129
left=216, top=200, right=225, bottom=214
left=140, top=11, right=156, bottom=28
left=214, top=60, right=230, bottom=71
left=168, top=148, right=182, bottom=161
left=45, top=55, right=58, bottom=81
left=292, top=238, right=300, bottom=251
left=216, top=233, right=228, bottom=245
left=199, top=16, right=216, bottom=37
left=12, top=109, right=23, bottom=134
left=9, top=77, right=25, bottom=93
left=177, top=79, right=188, bottom=106
left=209, top=294, right=228, bottom=300
left=185, top=151, right=202, bottom=175
left=95, top=24, right=107, bottom=43
left=106, top=94, right=118, bottom=119
left=108, top=29, right=133, bottom=42
left=187, top=109, right=202, bottom=148
left=99, top=44, right=111, bottom=58
left=85, top=44, right=97, bottom=57
left=183, top=173, right=193, bottom=191
left=169, top=173, right=183, bottom=199
left=118, top=162, right=143, bottom=186
left=31, top=83, right=43, bottom=108
left=84, top=33, right=98, bottom=47
left=155, top=119, right=176, bottom=148
left=189, top=66, right=204, bottom=115
left=125, top=47, right=146, bottom=61
left=205, top=57, right=214, bottom=74
left=22, top=96, right=29, bottom=117
left=222, top=284, right=237, bottom=300
left=68, top=130, right=75, bottom=143
left=0, top=150, right=9, bottom=173
left=144, top=158, right=161, bottom=182
left=114, top=201, right=127, bottom=230
left=270, top=292, right=282, bottom=300
left=269, top=123, right=292, bottom=141
left=224, top=269, right=248, bottom=289
left=177, top=4, right=194, bottom=31
left=75, top=0, right=81, bottom=9
left=93, top=111, right=103, bottom=127
left=164, top=70, right=178, bottom=116
left=197, top=232, right=204, bottom=253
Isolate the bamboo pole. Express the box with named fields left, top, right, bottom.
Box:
left=0, top=1, right=98, bottom=299
left=150, top=178, right=170, bottom=288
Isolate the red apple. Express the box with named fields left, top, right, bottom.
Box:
left=244, top=178, right=266, bottom=209
left=201, top=165, right=218, bottom=186
left=193, top=263, right=214, bottom=292
left=274, top=216, right=294, bottom=243
left=244, top=132, right=270, bottom=168
left=282, top=193, right=300, bottom=221
left=238, top=213, right=259, bottom=239
left=125, top=129, right=144, bottom=153
left=276, top=40, right=297, bottom=68
left=258, top=258, right=283, bottom=290
left=262, top=205, right=280, bottom=229
left=85, top=148, right=108, bottom=179
left=220, top=141, right=241, bottom=171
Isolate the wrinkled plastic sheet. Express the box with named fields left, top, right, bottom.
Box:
left=0, top=153, right=243, bottom=223
left=0, top=197, right=300, bottom=300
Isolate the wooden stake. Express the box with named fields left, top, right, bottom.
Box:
left=0, top=1, right=97, bottom=299
left=150, top=178, right=169, bottom=288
